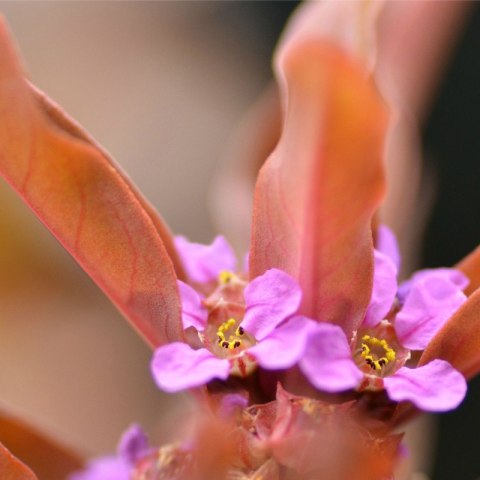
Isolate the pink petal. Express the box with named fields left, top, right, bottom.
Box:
left=69, top=457, right=130, bottom=480
left=177, top=281, right=207, bottom=331
left=299, top=323, right=363, bottom=393
left=376, top=224, right=401, bottom=272
left=174, top=235, right=236, bottom=284
left=248, top=316, right=314, bottom=370
left=151, top=343, right=230, bottom=393
left=117, top=424, right=149, bottom=464
left=395, top=270, right=467, bottom=350
left=363, top=249, right=398, bottom=328
left=241, top=269, right=302, bottom=340
left=398, top=267, right=469, bottom=302
left=419, top=289, right=480, bottom=380
left=383, top=360, right=466, bottom=412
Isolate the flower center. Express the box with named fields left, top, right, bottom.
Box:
left=217, top=318, right=245, bottom=350
left=360, top=335, right=396, bottom=371
left=218, top=270, right=238, bottom=285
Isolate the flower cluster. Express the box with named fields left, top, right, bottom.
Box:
left=151, top=227, right=467, bottom=412
left=0, top=1, right=477, bottom=479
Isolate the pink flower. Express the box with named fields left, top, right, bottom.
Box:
left=69, top=425, right=149, bottom=480
left=151, top=236, right=314, bottom=392
left=298, top=226, right=467, bottom=412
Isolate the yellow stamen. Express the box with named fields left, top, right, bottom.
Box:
left=360, top=334, right=396, bottom=371
left=219, top=270, right=236, bottom=285
left=216, top=318, right=243, bottom=350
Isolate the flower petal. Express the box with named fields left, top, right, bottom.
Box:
left=177, top=281, right=207, bottom=331
left=419, top=288, right=480, bottom=380
left=117, top=424, right=149, bottom=465
left=0, top=21, right=183, bottom=347
left=151, top=343, right=230, bottom=393
left=299, top=323, right=363, bottom=393
left=249, top=40, right=388, bottom=338
left=248, top=316, right=314, bottom=370
left=397, top=267, right=468, bottom=303
left=395, top=269, right=467, bottom=350
left=241, top=269, right=302, bottom=340
left=69, top=457, right=130, bottom=480
left=363, top=249, right=398, bottom=328
left=376, top=224, right=401, bottom=272
left=383, top=360, right=466, bottom=412
left=174, top=235, right=236, bottom=284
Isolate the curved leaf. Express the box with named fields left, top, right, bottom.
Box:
left=456, top=245, right=480, bottom=296
left=0, top=443, right=37, bottom=480
left=0, top=408, right=82, bottom=480
left=0, top=18, right=182, bottom=347
left=250, top=41, right=388, bottom=336
left=419, top=288, right=480, bottom=380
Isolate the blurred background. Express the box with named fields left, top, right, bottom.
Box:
left=0, top=2, right=479, bottom=479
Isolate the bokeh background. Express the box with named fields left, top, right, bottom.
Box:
left=0, top=2, right=479, bottom=479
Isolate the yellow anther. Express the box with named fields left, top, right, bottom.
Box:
left=219, top=270, right=236, bottom=285
left=360, top=335, right=396, bottom=371
left=216, top=319, right=244, bottom=351
left=361, top=343, right=371, bottom=356
left=386, top=350, right=396, bottom=362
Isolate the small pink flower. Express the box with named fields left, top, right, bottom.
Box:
left=298, top=226, right=468, bottom=412
left=151, top=236, right=314, bottom=392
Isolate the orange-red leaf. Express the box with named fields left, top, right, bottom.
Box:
left=250, top=41, right=388, bottom=335
left=0, top=18, right=182, bottom=347
left=419, top=288, right=480, bottom=380
left=0, top=409, right=82, bottom=480
left=456, top=245, right=480, bottom=296
left=0, top=443, right=37, bottom=480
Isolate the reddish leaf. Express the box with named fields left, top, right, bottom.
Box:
left=0, top=443, right=37, bottom=480
left=250, top=41, right=388, bottom=335
left=0, top=18, right=182, bottom=347
left=0, top=409, right=82, bottom=480
left=456, top=245, right=480, bottom=296
left=419, top=288, right=480, bottom=380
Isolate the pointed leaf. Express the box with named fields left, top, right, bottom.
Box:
left=0, top=443, right=37, bottom=480
left=0, top=409, right=83, bottom=480
left=419, top=288, right=480, bottom=380
left=0, top=18, right=182, bottom=346
left=456, top=245, right=480, bottom=296
left=250, top=41, right=388, bottom=335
